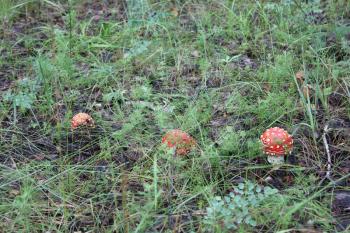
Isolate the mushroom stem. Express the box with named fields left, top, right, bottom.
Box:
left=267, top=155, right=285, bottom=165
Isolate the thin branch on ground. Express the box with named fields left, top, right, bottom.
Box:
left=320, top=123, right=335, bottom=185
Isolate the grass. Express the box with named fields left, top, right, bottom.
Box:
left=0, top=0, right=350, bottom=232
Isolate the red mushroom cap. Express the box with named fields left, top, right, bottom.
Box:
left=260, top=127, right=293, bottom=156
left=71, top=113, right=94, bottom=129
left=161, top=129, right=196, bottom=156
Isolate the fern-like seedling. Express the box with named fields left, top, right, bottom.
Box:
left=204, top=181, right=278, bottom=231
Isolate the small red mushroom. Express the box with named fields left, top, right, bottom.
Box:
left=260, top=127, right=293, bottom=165
left=161, top=129, right=196, bottom=156
left=71, top=113, right=94, bottom=129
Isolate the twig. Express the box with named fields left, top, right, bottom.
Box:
left=156, top=210, right=206, bottom=219
left=321, top=123, right=334, bottom=183
left=9, top=156, right=17, bottom=169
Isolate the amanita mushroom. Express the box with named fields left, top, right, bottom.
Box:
left=161, top=129, right=196, bottom=156
left=71, top=113, right=94, bottom=129
left=260, top=127, right=293, bottom=165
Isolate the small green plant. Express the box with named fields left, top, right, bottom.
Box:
left=3, top=78, right=39, bottom=122
left=204, top=181, right=278, bottom=232
left=4, top=91, right=35, bottom=111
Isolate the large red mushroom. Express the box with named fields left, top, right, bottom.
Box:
left=260, top=127, right=293, bottom=165
left=161, top=129, right=196, bottom=156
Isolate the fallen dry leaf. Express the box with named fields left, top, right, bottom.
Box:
left=170, top=7, right=178, bottom=17
left=191, top=50, right=200, bottom=58
left=295, top=70, right=304, bottom=83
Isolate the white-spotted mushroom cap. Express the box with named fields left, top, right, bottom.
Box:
left=161, top=129, right=196, bottom=156
left=71, top=113, right=94, bottom=129
left=260, top=127, right=293, bottom=156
